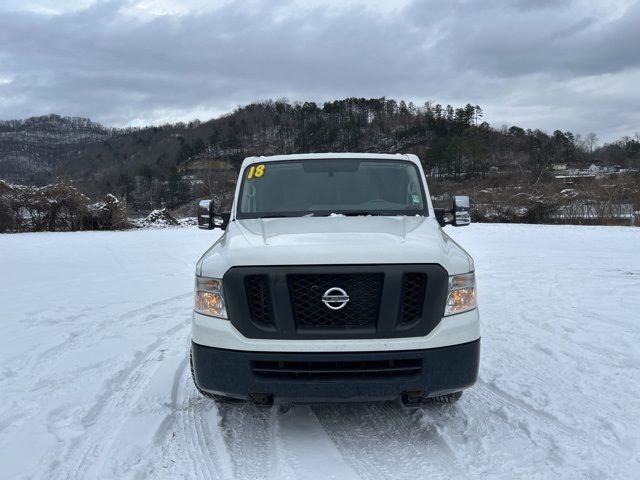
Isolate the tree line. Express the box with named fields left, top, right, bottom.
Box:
left=2, top=97, right=639, bottom=227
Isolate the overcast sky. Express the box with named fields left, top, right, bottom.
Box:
left=1, top=0, right=639, bottom=142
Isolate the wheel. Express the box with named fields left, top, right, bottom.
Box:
left=429, top=391, right=463, bottom=404
left=189, top=348, right=244, bottom=403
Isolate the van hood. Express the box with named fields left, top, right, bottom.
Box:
left=198, top=216, right=473, bottom=277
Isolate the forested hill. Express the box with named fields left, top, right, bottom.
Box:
left=1, top=98, right=639, bottom=215
left=0, top=114, right=111, bottom=182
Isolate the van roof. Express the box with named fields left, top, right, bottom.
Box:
left=241, top=152, right=415, bottom=167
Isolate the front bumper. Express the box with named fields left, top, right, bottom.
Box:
left=192, top=308, right=480, bottom=352
left=191, top=339, right=480, bottom=403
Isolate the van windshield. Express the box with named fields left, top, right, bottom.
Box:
left=237, top=158, right=428, bottom=219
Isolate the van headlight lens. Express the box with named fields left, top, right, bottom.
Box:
left=194, top=276, right=228, bottom=319
left=444, top=272, right=477, bottom=316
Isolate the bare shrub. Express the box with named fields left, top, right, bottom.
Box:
left=0, top=180, right=129, bottom=232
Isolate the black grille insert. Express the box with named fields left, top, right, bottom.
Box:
left=245, top=275, right=273, bottom=326
left=223, top=264, right=449, bottom=340
left=252, top=358, right=422, bottom=380
left=288, top=273, right=383, bottom=329
left=399, top=273, right=427, bottom=325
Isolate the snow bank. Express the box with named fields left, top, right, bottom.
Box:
left=129, top=209, right=198, bottom=229
left=1, top=225, right=639, bottom=479
left=130, top=208, right=179, bottom=228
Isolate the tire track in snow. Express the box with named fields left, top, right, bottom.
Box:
left=163, top=396, right=358, bottom=480
left=159, top=367, right=235, bottom=480
left=267, top=407, right=299, bottom=480
left=215, top=404, right=287, bottom=480
left=188, top=398, right=226, bottom=479
left=312, top=401, right=462, bottom=480
left=48, top=312, right=190, bottom=479
left=148, top=356, right=215, bottom=480
left=114, top=292, right=193, bottom=323
left=475, top=378, right=582, bottom=437
left=272, top=405, right=359, bottom=480
left=63, top=331, right=182, bottom=478
left=148, top=353, right=189, bottom=453
left=177, top=391, right=298, bottom=480
left=470, top=378, right=632, bottom=475
left=6, top=293, right=193, bottom=397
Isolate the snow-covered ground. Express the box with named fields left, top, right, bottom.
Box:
left=1, top=224, right=639, bottom=479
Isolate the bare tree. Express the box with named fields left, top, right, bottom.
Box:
left=585, top=132, right=599, bottom=154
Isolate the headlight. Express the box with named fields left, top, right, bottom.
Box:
left=444, top=272, right=477, bottom=316
left=194, top=276, right=228, bottom=319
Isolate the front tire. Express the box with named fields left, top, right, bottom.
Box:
left=189, top=348, right=244, bottom=403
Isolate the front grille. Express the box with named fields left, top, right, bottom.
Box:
left=224, top=264, right=448, bottom=340
left=252, top=358, right=422, bottom=380
left=288, top=273, right=383, bottom=328
left=399, top=273, right=427, bottom=324
left=245, top=275, right=273, bottom=326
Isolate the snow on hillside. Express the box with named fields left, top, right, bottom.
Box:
left=0, top=224, right=639, bottom=479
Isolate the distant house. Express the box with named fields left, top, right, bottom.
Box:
left=554, top=163, right=624, bottom=181
left=179, top=154, right=237, bottom=176
left=553, top=201, right=636, bottom=225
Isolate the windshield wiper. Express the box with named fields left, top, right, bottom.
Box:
left=257, top=213, right=315, bottom=219
left=341, top=211, right=383, bottom=217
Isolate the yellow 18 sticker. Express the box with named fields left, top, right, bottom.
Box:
left=247, top=164, right=266, bottom=179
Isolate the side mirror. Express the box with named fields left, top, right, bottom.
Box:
left=198, top=200, right=214, bottom=229
left=452, top=195, right=470, bottom=227
left=198, top=199, right=231, bottom=230
left=434, top=195, right=471, bottom=227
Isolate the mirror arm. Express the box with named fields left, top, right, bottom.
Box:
left=434, top=208, right=450, bottom=227
left=217, top=212, right=231, bottom=230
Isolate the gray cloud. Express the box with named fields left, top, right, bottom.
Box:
left=0, top=0, right=638, bottom=142
left=424, top=0, right=640, bottom=78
